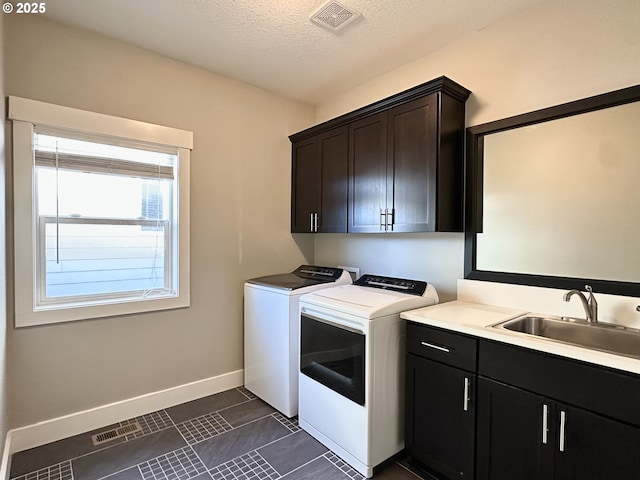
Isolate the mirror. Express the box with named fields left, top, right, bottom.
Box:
left=465, top=85, right=640, bottom=297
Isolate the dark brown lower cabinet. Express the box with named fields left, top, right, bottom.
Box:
left=476, top=378, right=555, bottom=480
left=405, top=354, right=475, bottom=480
left=406, top=327, right=640, bottom=480
left=555, top=403, right=640, bottom=479
left=476, top=377, right=640, bottom=480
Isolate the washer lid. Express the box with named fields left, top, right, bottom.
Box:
left=246, top=265, right=347, bottom=291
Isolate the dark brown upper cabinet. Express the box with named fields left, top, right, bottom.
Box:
left=290, top=76, right=470, bottom=234
left=291, top=126, right=349, bottom=233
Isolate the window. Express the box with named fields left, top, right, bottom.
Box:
left=10, top=97, right=192, bottom=327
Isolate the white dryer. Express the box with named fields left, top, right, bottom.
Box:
left=244, top=265, right=352, bottom=417
left=298, top=274, right=439, bottom=478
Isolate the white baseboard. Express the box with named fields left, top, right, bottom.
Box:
left=1, top=431, right=12, bottom=480
left=8, top=369, right=244, bottom=456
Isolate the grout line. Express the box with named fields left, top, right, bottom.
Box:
left=236, top=386, right=256, bottom=401
left=181, top=444, right=209, bottom=480
left=9, top=461, right=75, bottom=480
left=45, top=399, right=258, bottom=475
left=11, top=395, right=293, bottom=480
left=205, top=427, right=300, bottom=477
left=253, top=428, right=297, bottom=451
left=212, top=398, right=256, bottom=416
left=275, top=452, right=326, bottom=479
left=176, top=411, right=233, bottom=445
left=187, top=411, right=276, bottom=446
left=323, top=452, right=364, bottom=480
left=96, top=446, right=209, bottom=480
left=30, top=421, right=179, bottom=475
left=94, top=464, right=139, bottom=480
left=207, top=449, right=281, bottom=480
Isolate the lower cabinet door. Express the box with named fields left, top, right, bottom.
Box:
left=555, top=403, right=640, bottom=480
left=476, top=377, right=555, bottom=480
left=406, top=354, right=475, bottom=480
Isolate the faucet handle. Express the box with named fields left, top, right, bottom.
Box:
left=585, top=285, right=596, bottom=302
left=584, top=285, right=598, bottom=323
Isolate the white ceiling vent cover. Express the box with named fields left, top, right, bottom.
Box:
left=310, top=1, right=361, bottom=32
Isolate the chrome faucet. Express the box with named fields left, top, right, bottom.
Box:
left=563, top=285, right=598, bottom=323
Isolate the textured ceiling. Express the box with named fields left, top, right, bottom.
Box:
left=43, top=0, right=544, bottom=104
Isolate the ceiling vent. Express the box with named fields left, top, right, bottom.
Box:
left=310, top=1, right=361, bottom=32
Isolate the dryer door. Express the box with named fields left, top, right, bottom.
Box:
left=300, top=313, right=366, bottom=405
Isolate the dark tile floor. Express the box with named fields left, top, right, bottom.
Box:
left=10, top=387, right=423, bottom=480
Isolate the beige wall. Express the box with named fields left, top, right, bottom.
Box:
left=314, top=0, right=640, bottom=300
left=0, top=10, right=8, bottom=460
left=4, top=14, right=315, bottom=428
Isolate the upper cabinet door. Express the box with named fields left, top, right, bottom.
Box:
left=387, top=94, right=439, bottom=232
left=317, top=127, right=348, bottom=233
left=291, top=138, right=320, bottom=233
left=290, top=127, right=348, bottom=233
left=348, top=112, right=388, bottom=233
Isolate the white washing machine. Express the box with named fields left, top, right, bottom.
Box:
left=244, top=265, right=352, bottom=417
left=298, top=274, right=439, bottom=478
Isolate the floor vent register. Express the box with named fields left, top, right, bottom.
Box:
left=91, top=421, right=143, bottom=446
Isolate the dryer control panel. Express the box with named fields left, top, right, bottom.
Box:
left=354, top=274, right=427, bottom=296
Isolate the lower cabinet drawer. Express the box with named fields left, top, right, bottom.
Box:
left=479, top=339, right=640, bottom=428
left=406, top=322, right=477, bottom=371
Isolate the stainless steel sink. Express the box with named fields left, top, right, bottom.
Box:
left=492, top=315, right=640, bottom=359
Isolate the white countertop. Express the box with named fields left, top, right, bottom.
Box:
left=401, top=300, right=640, bottom=376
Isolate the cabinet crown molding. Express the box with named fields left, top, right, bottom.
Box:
left=289, top=76, right=471, bottom=142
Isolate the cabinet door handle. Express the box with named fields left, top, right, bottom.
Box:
left=310, top=213, right=314, bottom=233
left=386, top=207, right=393, bottom=230
left=420, top=341, right=450, bottom=353
left=559, top=410, right=567, bottom=452
left=542, top=404, right=549, bottom=444
left=463, top=377, right=470, bottom=412
left=314, top=213, right=318, bottom=232
left=380, top=208, right=389, bottom=231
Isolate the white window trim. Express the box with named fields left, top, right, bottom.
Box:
left=10, top=96, right=192, bottom=327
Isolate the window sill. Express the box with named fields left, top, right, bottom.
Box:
left=15, top=293, right=190, bottom=328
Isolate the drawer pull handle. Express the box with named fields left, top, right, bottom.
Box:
left=421, top=341, right=450, bottom=353
left=542, top=404, right=549, bottom=444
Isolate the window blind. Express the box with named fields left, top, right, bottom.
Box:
left=33, top=127, right=176, bottom=180
left=34, top=150, right=174, bottom=180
